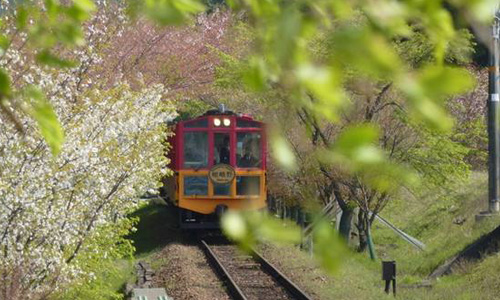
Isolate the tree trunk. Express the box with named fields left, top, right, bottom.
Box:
left=357, top=209, right=368, bottom=252
left=339, top=207, right=354, bottom=242
left=366, top=222, right=376, bottom=260
left=357, top=209, right=376, bottom=259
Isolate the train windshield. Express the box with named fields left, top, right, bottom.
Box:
left=214, top=133, right=231, bottom=165
left=237, top=132, right=261, bottom=168
left=183, top=132, right=208, bottom=168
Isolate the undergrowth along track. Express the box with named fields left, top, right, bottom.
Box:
left=200, top=238, right=312, bottom=300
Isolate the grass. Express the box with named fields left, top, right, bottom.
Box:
left=260, top=172, right=500, bottom=299
left=259, top=243, right=394, bottom=300
left=105, top=259, right=136, bottom=295
left=88, top=172, right=500, bottom=299
left=126, top=202, right=181, bottom=271
left=128, top=202, right=176, bottom=257
left=374, top=172, right=500, bottom=276
left=373, top=172, right=500, bottom=298
left=80, top=202, right=177, bottom=299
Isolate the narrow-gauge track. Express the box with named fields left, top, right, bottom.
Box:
left=200, top=239, right=312, bottom=300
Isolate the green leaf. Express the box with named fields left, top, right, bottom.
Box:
left=55, top=22, right=85, bottom=46
left=242, top=57, right=268, bottom=91
left=365, top=1, right=410, bottom=36
left=222, top=211, right=301, bottom=251
left=143, top=0, right=205, bottom=26
left=0, top=35, right=10, bottom=51
left=270, top=134, right=296, bottom=171
left=329, top=0, right=352, bottom=20
left=296, top=64, right=344, bottom=121
left=44, top=0, right=60, bottom=21
left=0, top=68, right=11, bottom=97
left=243, top=0, right=280, bottom=17
left=397, top=73, right=455, bottom=131
left=27, top=87, right=65, bottom=156
left=255, top=214, right=301, bottom=244
left=66, top=0, right=96, bottom=22
left=74, top=0, right=96, bottom=13
left=453, top=0, right=498, bottom=22
left=331, top=28, right=402, bottom=78
left=418, top=65, right=475, bottom=100
left=222, top=211, right=249, bottom=241
left=334, top=124, right=379, bottom=154
left=173, top=0, right=205, bottom=13
left=324, top=124, right=385, bottom=170
left=36, top=50, right=77, bottom=68
left=312, top=218, right=348, bottom=274
left=273, top=7, right=301, bottom=64
left=16, top=6, right=29, bottom=30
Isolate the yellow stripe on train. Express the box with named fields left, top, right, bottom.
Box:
left=176, top=170, right=266, bottom=214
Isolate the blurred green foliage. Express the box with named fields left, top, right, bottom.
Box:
left=270, top=133, right=297, bottom=172
left=1, top=0, right=492, bottom=282
left=200, top=0, right=484, bottom=269
left=222, top=211, right=301, bottom=251
left=312, top=218, right=350, bottom=273
left=128, top=0, right=205, bottom=25
left=26, top=87, right=65, bottom=156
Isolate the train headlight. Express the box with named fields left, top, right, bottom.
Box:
left=223, top=118, right=231, bottom=126
left=213, top=118, right=221, bottom=126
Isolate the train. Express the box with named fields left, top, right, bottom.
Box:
left=163, top=106, right=267, bottom=228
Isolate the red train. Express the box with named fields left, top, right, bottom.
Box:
left=163, top=106, right=267, bottom=228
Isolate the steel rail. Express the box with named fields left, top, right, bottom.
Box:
left=250, top=249, right=313, bottom=300
left=200, top=239, right=247, bottom=300
left=200, top=239, right=313, bottom=300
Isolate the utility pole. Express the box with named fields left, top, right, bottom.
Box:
left=488, top=8, right=500, bottom=213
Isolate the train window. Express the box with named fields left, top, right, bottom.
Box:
left=184, top=176, right=208, bottom=196
left=237, top=132, right=261, bottom=168
left=214, top=183, right=231, bottom=196
left=183, top=132, right=208, bottom=168
left=236, top=176, right=260, bottom=196
left=214, top=133, right=231, bottom=165
left=184, top=118, right=208, bottom=128
left=237, top=119, right=261, bottom=128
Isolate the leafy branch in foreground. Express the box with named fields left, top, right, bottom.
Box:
left=198, top=0, right=484, bottom=266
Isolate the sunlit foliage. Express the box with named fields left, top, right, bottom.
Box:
left=0, top=0, right=495, bottom=296
left=194, top=0, right=489, bottom=269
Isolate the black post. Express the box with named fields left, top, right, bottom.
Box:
left=382, top=261, right=396, bottom=297
left=384, top=280, right=390, bottom=293
left=488, top=11, right=500, bottom=214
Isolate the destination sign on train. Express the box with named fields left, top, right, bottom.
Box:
left=209, top=164, right=236, bottom=184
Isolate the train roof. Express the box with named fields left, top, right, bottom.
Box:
left=174, top=105, right=262, bottom=125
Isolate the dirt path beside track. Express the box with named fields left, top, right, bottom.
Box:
left=152, top=242, right=230, bottom=300
left=130, top=204, right=230, bottom=300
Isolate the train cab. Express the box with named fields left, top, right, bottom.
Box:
left=164, top=107, right=267, bottom=228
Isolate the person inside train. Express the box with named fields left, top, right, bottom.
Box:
left=218, top=136, right=230, bottom=164
left=238, top=142, right=258, bottom=167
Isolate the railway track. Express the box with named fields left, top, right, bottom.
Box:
left=200, top=238, right=313, bottom=300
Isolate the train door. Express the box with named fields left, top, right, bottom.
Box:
left=212, top=132, right=234, bottom=196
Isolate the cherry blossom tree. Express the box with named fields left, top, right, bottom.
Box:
left=0, top=2, right=175, bottom=299
left=104, top=9, right=235, bottom=101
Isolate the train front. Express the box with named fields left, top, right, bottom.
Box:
left=167, top=109, right=266, bottom=229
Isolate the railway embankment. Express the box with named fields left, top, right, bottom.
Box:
left=371, top=172, right=500, bottom=298
left=108, top=172, right=500, bottom=299
left=429, top=222, right=500, bottom=278
left=126, top=203, right=230, bottom=300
